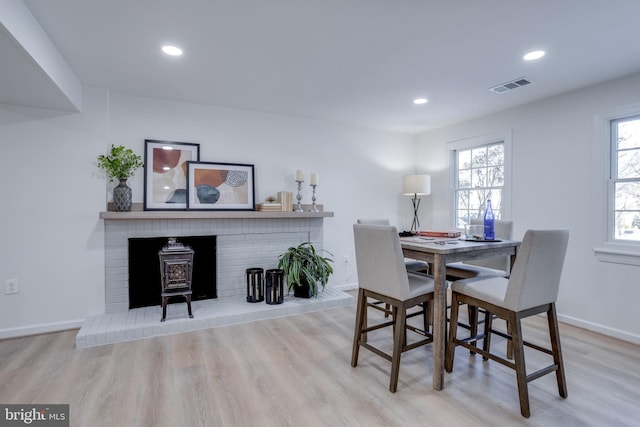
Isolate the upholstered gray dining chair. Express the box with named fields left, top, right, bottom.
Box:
left=446, top=218, right=514, bottom=279
left=356, top=218, right=430, bottom=274
left=446, top=219, right=514, bottom=346
left=445, top=229, right=570, bottom=418
left=352, top=224, right=434, bottom=392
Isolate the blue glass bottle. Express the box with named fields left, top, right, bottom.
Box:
left=484, top=199, right=495, bottom=240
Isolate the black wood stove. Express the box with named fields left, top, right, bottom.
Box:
left=158, top=238, right=195, bottom=322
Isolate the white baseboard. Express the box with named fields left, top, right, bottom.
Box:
left=332, top=283, right=358, bottom=291
left=0, top=319, right=85, bottom=340
left=557, top=313, right=640, bottom=345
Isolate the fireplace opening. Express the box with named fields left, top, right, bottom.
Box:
left=128, top=236, right=217, bottom=309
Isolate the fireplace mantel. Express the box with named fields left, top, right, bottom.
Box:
left=100, top=210, right=333, bottom=220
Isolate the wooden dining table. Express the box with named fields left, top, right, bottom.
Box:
left=400, top=236, right=521, bottom=391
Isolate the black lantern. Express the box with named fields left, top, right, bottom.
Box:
left=246, top=268, right=264, bottom=303
left=265, top=269, right=284, bottom=305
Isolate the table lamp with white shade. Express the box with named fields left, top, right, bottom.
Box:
left=402, top=174, right=431, bottom=233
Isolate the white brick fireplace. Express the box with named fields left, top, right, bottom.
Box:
left=103, top=211, right=331, bottom=313
left=75, top=209, right=351, bottom=348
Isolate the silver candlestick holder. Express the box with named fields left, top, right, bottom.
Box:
left=294, top=180, right=304, bottom=212
left=309, top=184, right=319, bottom=212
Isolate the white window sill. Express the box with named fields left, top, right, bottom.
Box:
left=593, top=243, right=640, bottom=266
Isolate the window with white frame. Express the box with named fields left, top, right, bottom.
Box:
left=450, top=133, right=511, bottom=229
left=610, top=114, right=640, bottom=243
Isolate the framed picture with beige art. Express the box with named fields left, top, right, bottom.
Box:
left=186, top=161, right=255, bottom=210
left=143, top=139, right=200, bottom=210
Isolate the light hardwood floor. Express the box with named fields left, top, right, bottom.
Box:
left=1, top=293, right=639, bottom=426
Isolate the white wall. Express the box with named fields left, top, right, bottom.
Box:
left=5, top=75, right=638, bottom=344
left=0, top=87, right=108, bottom=336
left=0, top=88, right=416, bottom=338
left=416, top=72, right=640, bottom=344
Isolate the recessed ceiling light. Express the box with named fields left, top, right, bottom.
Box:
left=162, top=45, right=183, bottom=56
left=413, top=98, right=428, bottom=105
left=523, top=50, right=545, bottom=61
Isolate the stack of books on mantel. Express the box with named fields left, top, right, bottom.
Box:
left=258, top=203, right=283, bottom=212
left=277, top=191, right=293, bottom=212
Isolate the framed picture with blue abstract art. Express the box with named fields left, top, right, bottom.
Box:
left=186, top=161, right=255, bottom=210
left=144, top=139, right=200, bottom=210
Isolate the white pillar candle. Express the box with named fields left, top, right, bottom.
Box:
left=295, top=169, right=304, bottom=181
left=310, top=173, right=318, bottom=186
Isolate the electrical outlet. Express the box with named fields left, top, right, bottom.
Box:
left=344, top=255, right=349, bottom=264
left=5, top=279, right=19, bottom=295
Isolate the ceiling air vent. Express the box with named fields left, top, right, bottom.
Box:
left=489, top=78, right=531, bottom=94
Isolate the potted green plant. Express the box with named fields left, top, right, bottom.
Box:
left=277, top=242, right=334, bottom=298
left=96, top=144, right=144, bottom=212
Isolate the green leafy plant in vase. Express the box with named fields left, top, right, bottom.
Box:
left=96, top=144, right=144, bottom=212
left=277, top=242, right=334, bottom=298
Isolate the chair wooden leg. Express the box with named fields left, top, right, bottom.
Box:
left=351, top=288, right=366, bottom=367
left=510, top=313, right=530, bottom=418
left=506, top=320, right=513, bottom=359
left=389, top=306, right=400, bottom=343
left=362, top=298, right=369, bottom=343
left=548, top=303, right=568, bottom=398
left=482, top=308, right=493, bottom=361
left=389, top=305, right=408, bottom=347
left=445, top=296, right=460, bottom=373
left=390, top=302, right=407, bottom=393
left=401, top=306, right=408, bottom=346
left=422, top=301, right=429, bottom=334
left=468, top=305, right=478, bottom=354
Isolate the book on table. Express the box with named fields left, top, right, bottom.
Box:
left=418, top=230, right=461, bottom=238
